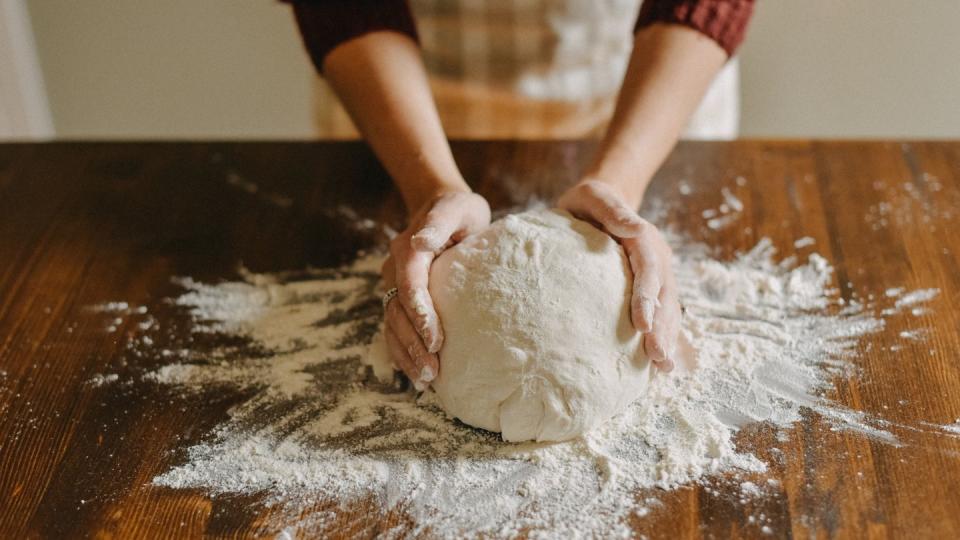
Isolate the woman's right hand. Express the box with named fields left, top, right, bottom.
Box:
left=558, top=180, right=679, bottom=372
left=381, top=189, right=491, bottom=390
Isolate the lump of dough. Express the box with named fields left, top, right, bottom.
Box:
left=428, top=209, right=651, bottom=442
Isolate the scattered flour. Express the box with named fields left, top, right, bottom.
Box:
left=864, top=172, right=958, bottom=232
left=894, top=288, right=940, bottom=309
left=73, top=180, right=951, bottom=537
left=125, top=222, right=942, bottom=538
left=703, top=186, right=745, bottom=230
left=793, top=236, right=815, bottom=248
left=885, top=287, right=905, bottom=298
left=225, top=169, right=294, bottom=208
left=87, top=373, right=119, bottom=387
left=942, top=421, right=960, bottom=435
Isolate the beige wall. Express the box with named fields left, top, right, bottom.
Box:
left=739, top=1, right=960, bottom=138
left=26, top=0, right=315, bottom=138
left=24, top=0, right=960, bottom=139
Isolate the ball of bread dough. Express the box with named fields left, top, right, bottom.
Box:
left=428, top=209, right=651, bottom=442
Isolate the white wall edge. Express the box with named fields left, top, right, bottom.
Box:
left=0, top=0, right=55, bottom=140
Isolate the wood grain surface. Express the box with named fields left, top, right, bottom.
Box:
left=0, top=141, right=959, bottom=539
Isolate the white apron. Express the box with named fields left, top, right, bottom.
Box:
left=314, top=0, right=739, bottom=139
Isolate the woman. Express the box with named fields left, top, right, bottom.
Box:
left=286, top=0, right=754, bottom=389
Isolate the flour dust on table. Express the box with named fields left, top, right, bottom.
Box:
left=91, top=206, right=947, bottom=538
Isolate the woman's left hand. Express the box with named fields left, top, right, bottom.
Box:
left=557, top=180, right=679, bottom=372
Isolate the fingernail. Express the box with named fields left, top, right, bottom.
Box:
left=656, top=357, right=675, bottom=373
left=411, top=289, right=443, bottom=352
left=417, top=320, right=440, bottom=353
left=419, top=365, right=436, bottom=383
left=645, top=334, right=666, bottom=362
left=427, top=328, right=443, bottom=353
left=413, top=379, right=428, bottom=391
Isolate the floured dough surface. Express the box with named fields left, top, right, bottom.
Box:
left=429, top=209, right=651, bottom=442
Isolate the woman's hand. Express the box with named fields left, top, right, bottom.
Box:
left=557, top=180, right=679, bottom=372
left=382, top=189, right=491, bottom=389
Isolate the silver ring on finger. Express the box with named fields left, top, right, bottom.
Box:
left=382, top=287, right=399, bottom=310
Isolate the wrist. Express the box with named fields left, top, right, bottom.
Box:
left=577, top=173, right=647, bottom=210
left=403, top=176, right=471, bottom=215
left=582, top=143, right=654, bottom=209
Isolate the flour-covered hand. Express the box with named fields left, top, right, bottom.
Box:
left=557, top=180, right=678, bottom=372
left=382, top=190, right=491, bottom=388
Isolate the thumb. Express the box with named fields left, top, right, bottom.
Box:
left=410, top=210, right=459, bottom=253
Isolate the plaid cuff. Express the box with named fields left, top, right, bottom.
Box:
left=287, top=0, right=419, bottom=73
left=635, top=0, right=755, bottom=56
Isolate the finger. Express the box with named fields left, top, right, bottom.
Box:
left=623, top=237, right=661, bottom=332
left=395, top=249, right=444, bottom=353
left=411, top=196, right=488, bottom=252
left=384, top=325, right=418, bottom=384
left=410, top=209, right=458, bottom=253
left=644, top=276, right=680, bottom=373
left=574, top=184, right=645, bottom=238
left=387, top=299, right=439, bottom=389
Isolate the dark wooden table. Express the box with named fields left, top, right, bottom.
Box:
left=1, top=141, right=959, bottom=539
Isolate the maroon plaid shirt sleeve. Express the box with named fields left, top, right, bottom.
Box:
left=635, top=0, right=755, bottom=56
left=285, top=0, right=754, bottom=75
left=283, top=0, right=418, bottom=73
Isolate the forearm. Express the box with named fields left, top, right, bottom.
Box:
left=324, top=31, right=468, bottom=213
left=585, top=24, right=727, bottom=208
